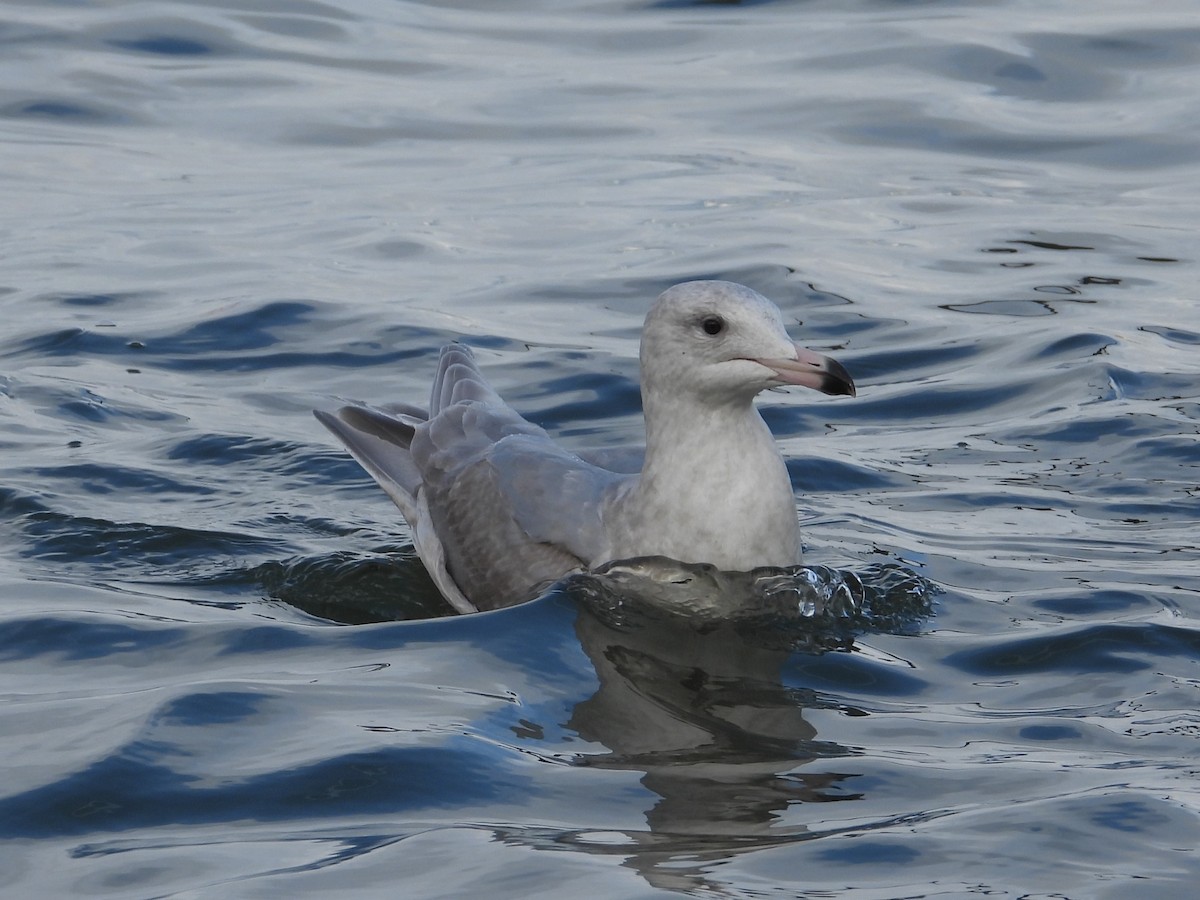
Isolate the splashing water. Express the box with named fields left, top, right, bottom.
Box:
left=570, top=557, right=936, bottom=648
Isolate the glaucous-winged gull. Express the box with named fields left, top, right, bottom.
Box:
left=315, top=280, right=855, bottom=613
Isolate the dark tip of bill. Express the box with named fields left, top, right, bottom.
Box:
left=822, top=359, right=857, bottom=397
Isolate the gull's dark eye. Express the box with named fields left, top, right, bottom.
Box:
left=701, top=316, right=724, bottom=336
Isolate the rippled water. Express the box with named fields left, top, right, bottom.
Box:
left=3, top=0, right=1199, bottom=896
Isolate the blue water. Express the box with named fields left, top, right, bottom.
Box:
left=3, top=0, right=1199, bottom=896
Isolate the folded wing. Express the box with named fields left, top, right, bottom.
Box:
left=316, top=345, right=622, bottom=611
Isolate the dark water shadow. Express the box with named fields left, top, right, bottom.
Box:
left=493, top=561, right=934, bottom=893
left=565, top=602, right=851, bottom=891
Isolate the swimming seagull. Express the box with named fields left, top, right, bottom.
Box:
left=315, top=280, right=855, bottom=614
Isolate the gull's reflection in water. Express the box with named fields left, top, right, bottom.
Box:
left=563, top=558, right=866, bottom=894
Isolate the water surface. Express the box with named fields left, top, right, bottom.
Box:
left=2, top=0, right=1198, bottom=897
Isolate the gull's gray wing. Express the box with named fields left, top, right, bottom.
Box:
left=318, top=345, right=631, bottom=612
left=410, top=407, right=627, bottom=610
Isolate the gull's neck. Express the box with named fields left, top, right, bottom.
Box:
left=605, top=390, right=803, bottom=570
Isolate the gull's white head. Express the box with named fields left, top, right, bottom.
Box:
left=640, top=280, right=855, bottom=405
